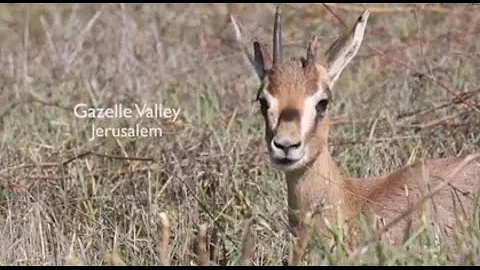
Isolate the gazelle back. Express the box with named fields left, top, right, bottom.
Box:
left=232, top=5, right=480, bottom=246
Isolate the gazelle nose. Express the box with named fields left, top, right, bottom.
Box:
left=272, top=139, right=302, bottom=153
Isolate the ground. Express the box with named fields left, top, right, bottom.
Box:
left=0, top=3, right=479, bottom=265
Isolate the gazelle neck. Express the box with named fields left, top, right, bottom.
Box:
left=284, top=121, right=356, bottom=235
left=286, top=149, right=345, bottom=220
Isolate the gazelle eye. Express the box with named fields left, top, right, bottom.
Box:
left=315, top=99, right=329, bottom=115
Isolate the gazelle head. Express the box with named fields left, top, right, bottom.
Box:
left=232, top=6, right=369, bottom=171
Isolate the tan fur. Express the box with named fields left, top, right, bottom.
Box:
left=284, top=116, right=480, bottom=245
left=266, top=61, right=324, bottom=98
left=232, top=7, right=480, bottom=247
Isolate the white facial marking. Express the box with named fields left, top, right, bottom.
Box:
left=300, top=80, right=329, bottom=138
left=262, top=84, right=279, bottom=131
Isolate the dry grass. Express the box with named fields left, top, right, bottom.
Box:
left=0, top=3, right=479, bottom=265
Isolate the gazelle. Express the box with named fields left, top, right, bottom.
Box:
left=231, top=5, right=480, bottom=246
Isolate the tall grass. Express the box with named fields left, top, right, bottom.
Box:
left=0, top=3, right=479, bottom=265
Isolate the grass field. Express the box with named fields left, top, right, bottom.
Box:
left=0, top=3, right=479, bottom=265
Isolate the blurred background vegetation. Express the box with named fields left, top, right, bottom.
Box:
left=0, top=3, right=479, bottom=265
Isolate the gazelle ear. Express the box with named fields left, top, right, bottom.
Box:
left=325, top=10, right=369, bottom=88
left=230, top=15, right=266, bottom=80
left=252, top=42, right=266, bottom=79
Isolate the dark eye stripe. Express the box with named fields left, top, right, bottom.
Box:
left=279, top=108, right=300, bottom=122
